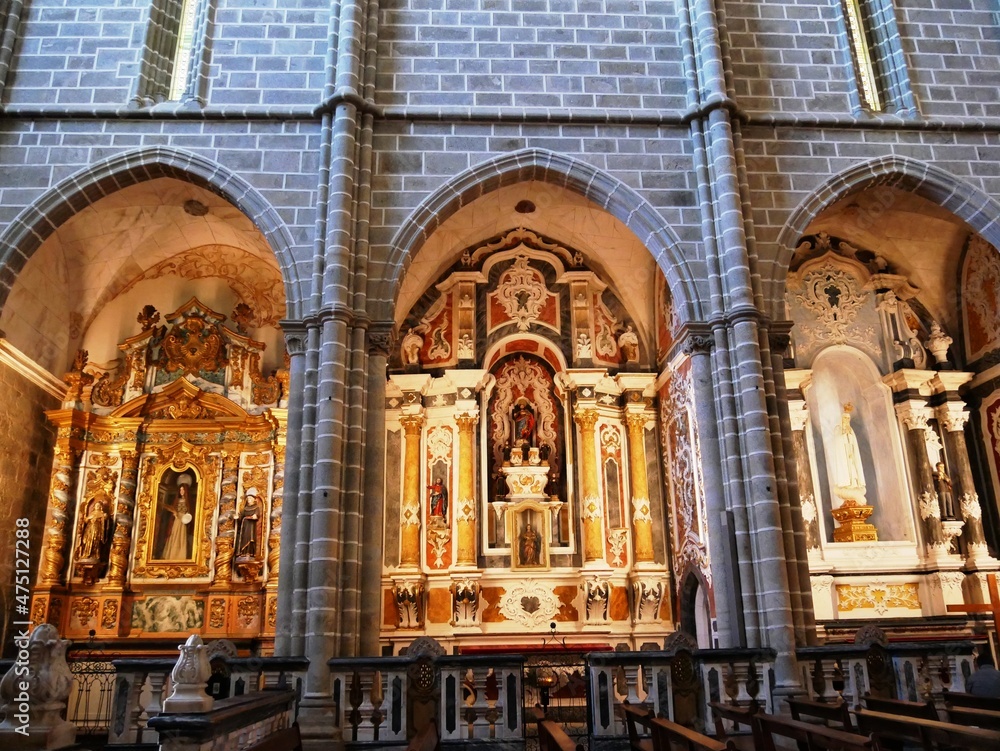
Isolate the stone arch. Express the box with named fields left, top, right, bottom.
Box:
left=771, top=155, right=1000, bottom=319
left=0, top=146, right=305, bottom=318
left=375, top=148, right=702, bottom=324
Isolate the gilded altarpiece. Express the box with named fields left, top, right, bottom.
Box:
left=382, top=229, right=672, bottom=651
left=30, top=299, right=287, bottom=650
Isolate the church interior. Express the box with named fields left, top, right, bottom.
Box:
left=2, top=0, right=1000, bottom=747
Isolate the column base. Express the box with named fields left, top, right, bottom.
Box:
left=298, top=694, right=343, bottom=751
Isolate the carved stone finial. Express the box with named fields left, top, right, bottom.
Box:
left=0, top=623, right=76, bottom=748
left=925, top=321, right=953, bottom=366
left=137, top=305, right=160, bottom=331
left=162, top=634, right=214, bottom=713
left=231, top=302, right=254, bottom=334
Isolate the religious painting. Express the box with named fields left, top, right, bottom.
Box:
left=511, top=507, right=549, bottom=570
left=152, top=467, right=199, bottom=560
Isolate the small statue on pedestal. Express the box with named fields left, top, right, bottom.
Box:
left=512, top=398, right=536, bottom=449
left=934, top=461, right=956, bottom=519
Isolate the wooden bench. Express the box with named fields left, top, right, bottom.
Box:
left=855, top=707, right=1000, bottom=751
left=405, top=719, right=439, bottom=751
left=246, top=722, right=303, bottom=751
left=786, top=697, right=854, bottom=732
left=529, top=705, right=583, bottom=751
left=707, top=701, right=757, bottom=751
left=860, top=693, right=938, bottom=722
left=942, top=704, right=1000, bottom=731
left=649, top=716, right=736, bottom=751
left=751, top=713, right=874, bottom=751
left=619, top=701, right=654, bottom=751
left=943, top=689, right=1000, bottom=712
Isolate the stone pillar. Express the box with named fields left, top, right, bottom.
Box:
left=574, top=407, right=605, bottom=565
left=107, top=450, right=139, bottom=586
left=455, top=411, right=479, bottom=567
left=896, top=403, right=945, bottom=551
left=624, top=411, right=654, bottom=563
left=274, top=326, right=305, bottom=657
left=937, top=406, right=991, bottom=561
left=399, top=414, right=425, bottom=568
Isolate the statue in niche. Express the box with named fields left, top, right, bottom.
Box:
left=236, top=488, right=262, bottom=558
left=400, top=328, right=423, bottom=366
left=76, top=493, right=112, bottom=563
left=934, top=462, right=956, bottom=519
left=155, top=470, right=196, bottom=560
left=618, top=324, right=639, bottom=364
left=427, top=478, right=448, bottom=522
left=518, top=520, right=540, bottom=567
left=831, top=404, right=867, bottom=504
left=512, top=398, right=536, bottom=449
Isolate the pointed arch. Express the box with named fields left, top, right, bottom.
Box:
left=374, top=148, right=701, bottom=324
left=772, top=155, right=1000, bottom=319
left=0, top=146, right=305, bottom=318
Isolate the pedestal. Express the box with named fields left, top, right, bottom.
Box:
left=831, top=501, right=878, bottom=543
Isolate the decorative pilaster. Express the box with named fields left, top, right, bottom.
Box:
left=574, top=408, right=605, bottom=565
left=213, top=452, right=239, bottom=585
left=267, top=445, right=285, bottom=584
left=625, top=412, right=654, bottom=563
left=455, top=411, right=479, bottom=566
left=38, top=441, right=79, bottom=587
left=107, top=450, right=139, bottom=586
left=399, top=414, right=425, bottom=568
left=937, top=406, right=991, bottom=561
left=787, top=401, right=820, bottom=551
left=896, top=403, right=946, bottom=552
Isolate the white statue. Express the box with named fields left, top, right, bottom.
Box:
left=618, top=324, right=639, bottom=363
left=831, top=403, right=867, bottom=504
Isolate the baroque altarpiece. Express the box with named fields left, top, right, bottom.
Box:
left=30, top=298, right=287, bottom=648
left=381, top=229, right=712, bottom=652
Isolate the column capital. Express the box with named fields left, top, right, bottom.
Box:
left=574, top=407, right=599, bottom=431
left=399, top=413, right=425, bottom=434
left=367, top=322, right=396, bottom=358
left=936, top=404, right=969, bottom=432
left=895, top=401, right=933, bottom=431
left=455, top=411, right=479, bottom=430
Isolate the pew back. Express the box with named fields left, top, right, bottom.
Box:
left=856, top=707, right=1000, bottom=751
left=751, top=712, right=874, bottom=751
left=649, top=716, right=734, bottom=751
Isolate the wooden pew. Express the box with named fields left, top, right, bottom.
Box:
left=786, top=697, right=854, bottom=731
left=707, top=701, right=757, bottom=751
left=942, top=703, right=1000, bottom=731
left=405, top=719, right=439, bottom=751
left=529, top=705, right=583, bottom=751
left=855, top=707, right=1000, bottom=751
left=751, top=713, right=874, bottom=751
left=246, top=723, right=303, bottom=751
left=619, top=701, right=654, bottom=751
left=860, top=693, right=938, bottom=721
left=943, top=689, right=1000, bottom=712
left=649, top=716, right=736, bottom=751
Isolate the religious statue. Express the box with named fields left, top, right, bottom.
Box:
left=512, top=399, right=536, bottom=449
left=236, top=488, right=262, bottom=558
left=75, top=494, right=111, bottom=561
left=401, top=328, right=423, bottom=366
left=156, top=472, right=196, bottom=560
left=618, top=324, right=639, bottom=364
left=934, top=462, right=956, bottom=519
left=830, top=403, right=867, bottom=504
left=428, top=478, right=448, bottom=521
left=519, top=522, right=540, bottom=566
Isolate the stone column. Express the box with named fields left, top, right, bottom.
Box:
left=399, top=414, right=425, bottom=568
left=624, top=411, right=654, bottom=563
left=455, top=411, right=479, bottom=566
left=937, top=406, right=991, bottom=561
left=107, top=450, right=139, bottom=586
left=896, top=403, right=945, bottom=551
left=574, top=407, right=605, bottom=565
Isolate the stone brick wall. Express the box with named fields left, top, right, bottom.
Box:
left=895, top=0, right=1000, bottom=119
left=0, top=358, right=58, bottom=657
left=377, top=0, right=686, bottom=111
left=5, top=0, right=329, bottom=108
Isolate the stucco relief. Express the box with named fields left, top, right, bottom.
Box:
left=962, top=234, right=1000, bottom=363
